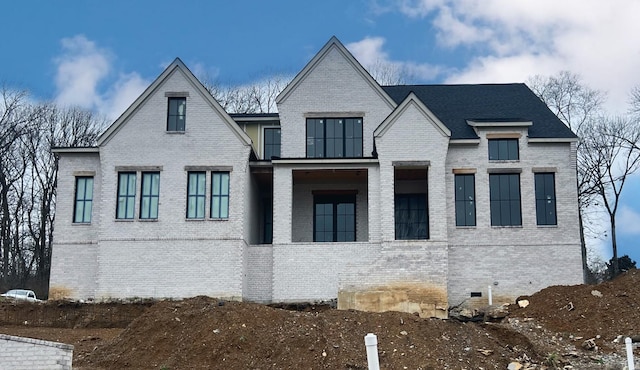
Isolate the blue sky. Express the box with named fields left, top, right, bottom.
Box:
left=3, top=0, right=640, bottom=266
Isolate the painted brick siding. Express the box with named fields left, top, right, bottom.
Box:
left=96, top=239, right=244, bottom=299
left=50, top=153, right=101, bottom=299
left=0, top=334, right=73, bottom=370
left=271, top=243, right=381, bottom=302
left=277, top=46, right=393, bottom=159
left=243, top=244, right=273, bottom=302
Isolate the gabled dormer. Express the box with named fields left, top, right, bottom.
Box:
left=275, top=36, right=396, bottom=159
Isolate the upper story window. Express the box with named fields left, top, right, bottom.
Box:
left=74, top=177, right=94, bottom=223
left=211, top=172, right=230, bottom=219
left=167, top=97, right=186, bottom=132
left=489, top=173, right=521, bottom=226
left=488, top=139, right=519, bottom=160
left=306, top=118, right=363, bottom=158
left=140, top=172, right=160, bottom=220
left=264, top=127, right=281, bottom=160
left=535, top=173, right=557, bottom=225
left=117, top=172, right=137, bottom=219
left=454, top=174, right=476, bottom=227
left=187, top=172, right=206, bottom=219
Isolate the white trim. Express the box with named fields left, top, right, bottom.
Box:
left=467, top=120, right=533, bottom=127
left=52, top=147, right=99, bottom=153
left=528, top=137, right=579, bottom=143
left=273, top=158, right=378, bottom=165
left=449, top=139, right=480, bottom=145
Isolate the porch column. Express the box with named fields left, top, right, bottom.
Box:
left=367, top=166, right=381, bottom=242
left=272, top=165, right=292, bottom=244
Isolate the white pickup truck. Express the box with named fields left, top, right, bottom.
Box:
left=0, top=289, right=41, bottom=302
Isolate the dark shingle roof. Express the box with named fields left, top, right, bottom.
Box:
left=382, top=84, right=576, bottom=140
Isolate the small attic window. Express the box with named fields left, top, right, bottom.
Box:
left=167, top=97, right=186, bottom=132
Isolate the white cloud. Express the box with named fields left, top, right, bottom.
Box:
left=386, top=0, right=640, bottom=114
left=54, top=35, right=149, bottom=120
left=346, top=36, right=441, bottom=83
left=618, top=205, right=640, bottom=236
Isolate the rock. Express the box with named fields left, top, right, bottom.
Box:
left=517, top=299, right=530, bottom=308
left=581, top=338, right=596, bottom=350
left=485, top=305, right=509, bottom=320
left=508, top=361, right=523, bottom=370
left=400, top=330, right=408, bottom=336
left=591, top=290, right=603, bottom=297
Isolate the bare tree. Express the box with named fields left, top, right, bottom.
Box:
left=527, top=72, right=606, bottom=279
left=201, top=74, right=290, bottom=114
left=365, top=60, right=411, bottom=85
left=580, top=116, right=640, bottom=277
left=0, top=87, right=105, bottom=295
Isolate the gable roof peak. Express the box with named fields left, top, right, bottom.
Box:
left=275, top=36, right=396, bottom=109
left=96, top=57, right=251, bottom=147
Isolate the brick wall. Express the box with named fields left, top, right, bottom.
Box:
left=0, top=334, right=73, bottom=370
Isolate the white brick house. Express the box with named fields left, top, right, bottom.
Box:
left=50, top=37, right=582, bottom=317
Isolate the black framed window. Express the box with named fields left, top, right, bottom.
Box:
left=117, top=172, right=136, bottom=219
left=488, top=139, right=519, bottom=160
left=455, top=174, right=476, bottom=226
left=395, top=194, right=428, bottom=239
left=264, top=128, right=281, bottom=160
left=489, top=173, right=522, bottom=226
left=263, top=198, right=273, bottom=244
left=535, top=173, right=557, bottom=225
left=74, top=177, right=93, bottom=223
left=314, top=194, right=356, bottom=242
left=167, top=97, right=186, bottom=131
left=140, top=172, right=160, bottom=219
left=187, top=172, right=206, bottom=219
left=306, top=118, right=363, bottom=158
left=211, top=172, right=229, bottom=219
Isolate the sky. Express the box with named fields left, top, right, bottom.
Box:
left=2, top=0, right=640, bottom=266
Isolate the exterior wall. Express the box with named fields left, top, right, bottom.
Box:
left=445, top=129, right=582, bottom=306
left=95, top=239, right=244, bottom=299
left=271, top=242, right=381, bottom=302
left=243, top=244, right=273, bottom=302
left=277, top=46, right=394, bottom=159
left=0, top=334, right=73, bottom=370
left=50, top=153, right=101, bottom=299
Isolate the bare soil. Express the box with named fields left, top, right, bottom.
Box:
left=1, top=270, right=639, bottom=369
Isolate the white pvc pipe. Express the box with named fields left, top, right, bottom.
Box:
left=626, top=337, right=635, bottom=370
left=488, top=285, right=493, bottom=306
left=364, top=333, right=380, bottom=370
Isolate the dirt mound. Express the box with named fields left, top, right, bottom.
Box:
left=1, top=270, right=639, bottom=369
left=510, top=269, right=640, bottom=347
left=79, top=296, right=535, bottom=369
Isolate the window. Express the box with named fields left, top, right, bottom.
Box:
left=264, top=128, right=281, bottom=160
left=489, top=173, right=522, bottom=226
left=74, top=177, right=93, bottom=223
left=488, top=139, right=519, bottom=160
left=211, top=172, right=229, bottom=219
left=117, top=172, right=136, bottom=219
left=187, top=172, right=206, bottom=219
left=167, top=97, right=186, bottom=131
left=306, top=118, right=363, bottom=158
left=314, top=194, right=356, bottom=242
left=140, top=172, right=160, bottom=219
left=455, top=174, right=476, bottom=226
left=535, top=173, right=557, bottom=225
left=395, top=194, right=428, bottom=239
